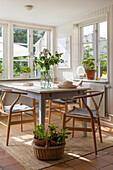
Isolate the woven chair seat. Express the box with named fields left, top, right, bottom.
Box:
left=4, top=104, right=33, bottom=113
left=52, top=98, right=77, bottom=104
left=68, top=108, right=97, bottom=118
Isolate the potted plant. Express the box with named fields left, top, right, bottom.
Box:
left=0, top=64, right=3, bottom=78
left=48, top=124, right=71, bottom=146
left=20, top=66, right=31, bottom=78
left=32, top=124, right=71, bottom=160
left=33, top=124, right=47, bottom=147
left=34, top=49, right=63, bottom=88
left=82, top=45, right=96, bottom=80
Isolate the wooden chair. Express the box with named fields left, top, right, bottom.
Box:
left=48, top=98, right=82, bottom=124
left=0, top=89, right=36, bottom=146
left=62, top=90, right=104, bottom=155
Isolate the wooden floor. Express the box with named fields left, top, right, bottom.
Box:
left=0, top=146, right=113, bottom=170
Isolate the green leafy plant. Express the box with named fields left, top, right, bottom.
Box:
left=20, top=66, right=31, bottom=74
left=0, top=64, right=3, bottom=73
left=48, top=124, right=71, bottom=145
left=33, top=124, right=46, bottom=140
left=34, top=49, right=63, bottom=71
left=82, top=45, right=95, bottom=70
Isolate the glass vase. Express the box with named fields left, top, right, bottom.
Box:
left=41, top=68, right=54, bottom=89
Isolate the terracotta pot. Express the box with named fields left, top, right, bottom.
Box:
left=50, top=139, right=59, bottom=146
left=33, top=138, right=46, bottom=147
left=85, top=70, right=96, bottom=80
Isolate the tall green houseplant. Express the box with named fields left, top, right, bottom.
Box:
left=82, top=45, right=96, bottom=80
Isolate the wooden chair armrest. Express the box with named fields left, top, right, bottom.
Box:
left=2, top=89, right=27, bottom=95
left=83, top=90, right=101, bottom=94
left=73, top=91, right=104, bottom=99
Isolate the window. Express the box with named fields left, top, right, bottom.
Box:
left=13, top=27, right=51, bottom=78
left=0, top=26, right=3, bottom=65
left=80, top=20, right=107, bottom=80
left=33, top=30, right=48, bottom=77
left=13, top=28, right=29, bottom=77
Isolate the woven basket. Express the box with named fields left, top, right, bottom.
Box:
left=32, top=141, right=65, bottom=160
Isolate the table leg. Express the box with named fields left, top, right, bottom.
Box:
left=38, top=95, right=45, bottom=126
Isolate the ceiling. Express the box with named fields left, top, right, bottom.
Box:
left=0, top=0, right=112, bottom=26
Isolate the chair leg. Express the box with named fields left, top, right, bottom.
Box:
left=62, top=113, right=66, bottom=129
left=32, top=109, right=36, bottom=130
left=79, top=99, right=82, bottom=108
left=48, top=100, right=51, bottom=124
left=72, top=118, right=75, bottom=138
left=98, top=117, right=102, bottom=143
left=91, top=119, right=97, bottom=155
left=20, top=112, right=23, bottom=132
left=6, top=112, right=12, bottom=146
left=65, top=103, right=68, bottom=113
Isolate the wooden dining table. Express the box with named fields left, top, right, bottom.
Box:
left=0, top=81, right=90, bottom=136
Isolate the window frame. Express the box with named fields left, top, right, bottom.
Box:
left=12, top=25, right=52, bottom=79
left=79, top=17, right=108, bottom=80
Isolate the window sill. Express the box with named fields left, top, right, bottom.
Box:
left=0, top=78, right=40, bottom=81
left=73, top=79, right=108, bottom=84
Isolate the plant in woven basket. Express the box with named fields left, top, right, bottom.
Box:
left=33, top=124, right=46, bottom=146
left=48, top=124, right=71, bottom=146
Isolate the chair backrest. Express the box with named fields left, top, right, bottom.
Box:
left=0, top=89, right=27, bottom=112
left=73, top=90, right=104, bottom=118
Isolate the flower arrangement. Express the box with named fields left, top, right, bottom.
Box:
left=34, top=49, right=63, bottom=71
left=34, top=49, right=63, bottom=88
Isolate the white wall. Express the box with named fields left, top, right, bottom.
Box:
left=55, top=5, right=113, bottom=115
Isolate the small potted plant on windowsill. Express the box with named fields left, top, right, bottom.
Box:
left=20, top=66, right=31, bottom=79
left=82, top=45, right=96, bottom=80
left=0, top=64, right=3, bottom=78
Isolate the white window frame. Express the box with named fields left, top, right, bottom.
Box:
left=12, top=25, right=52, bottom=78
left=79, top=18, right=108, bottom=80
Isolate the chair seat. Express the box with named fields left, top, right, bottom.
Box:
left=4, top=104, right=33, bottom=113
left=52, top=98, right=77, bottom=104
left=68, top=108, right=97, bottom=118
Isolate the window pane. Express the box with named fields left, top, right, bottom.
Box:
left=98, top=21, right=107, bottom=79
left=100, top=59, right=107, bottom=79
left=33, top=30, right=48, bottom=77
left=13, top=61, right=28, bottom=77
left=33, top=30, right=47, bottom=57
left=83, top=25, right=93, bottom=43
left=0, top=26, right=3, bottom=64
left=13, top=28, right=28, bottom=77
left=83, top=43, right=94, bottom=56
left=99, top=21, right=107, bottom=40
left=99, top=41, right=107, bottom=56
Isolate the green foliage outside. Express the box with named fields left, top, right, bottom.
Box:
left=20, top=66, right=31, bottom=74
left=0, top=63, right=3, bottom=73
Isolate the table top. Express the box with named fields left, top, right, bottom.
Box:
left=0, top=81, right=90, bottom=94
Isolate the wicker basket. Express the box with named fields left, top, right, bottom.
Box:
left=32, top=141, right=65, bottom=160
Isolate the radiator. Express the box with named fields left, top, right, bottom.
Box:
left=82, top=82, right=106, bottom=117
